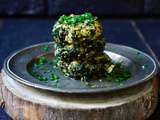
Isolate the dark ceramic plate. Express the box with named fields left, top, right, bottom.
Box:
left=3, top=42, right=157, bottom=93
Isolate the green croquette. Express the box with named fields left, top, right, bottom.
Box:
left=52, top=13, right=115, bottom=80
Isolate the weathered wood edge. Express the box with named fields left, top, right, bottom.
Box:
left=0, top=70, right=159, bottom=120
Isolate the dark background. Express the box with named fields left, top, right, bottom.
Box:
left=0, top=1, right=160, bottom=120
left=0, top=0, right=160, bottom=17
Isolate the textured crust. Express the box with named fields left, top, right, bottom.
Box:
left=52, top=13, right=114, bottom=80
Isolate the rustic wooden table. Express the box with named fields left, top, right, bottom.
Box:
left=0, top=19, right=159, bottom=120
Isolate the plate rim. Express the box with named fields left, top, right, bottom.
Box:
left=3, top=42, right=158, bottom=94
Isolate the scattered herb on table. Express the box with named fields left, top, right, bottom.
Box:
left=38, top=56, right=47, bottom=65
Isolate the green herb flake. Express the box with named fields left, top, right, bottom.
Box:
left=105, top=62, right=131, bottom=84
left=34, top=74, right=47, bottom=81
left=50, top=73, right=58, bottom=81
left=43, top=44, right=49, bottom=52
left=58, top=12, right=96, bottom=26
left=38, top=56, right=46, bottom=65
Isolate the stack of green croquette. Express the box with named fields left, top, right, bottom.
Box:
left=52, top=13, right=114, bottom=80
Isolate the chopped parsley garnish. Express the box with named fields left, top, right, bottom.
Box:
left=43, top=44, right=49, bottom=52
left=105, top=62, right=131, bottom=84
left=58, top=13, right=96, bottom=25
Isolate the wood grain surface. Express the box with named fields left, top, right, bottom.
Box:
left=0, top=69, right=159, bottom=120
